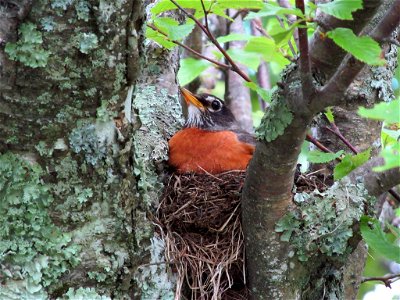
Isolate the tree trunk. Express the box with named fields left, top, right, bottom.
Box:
left=0, top=1, right=180, bottom=298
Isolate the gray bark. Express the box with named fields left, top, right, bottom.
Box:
left=0, top=1, right=180, bottom=298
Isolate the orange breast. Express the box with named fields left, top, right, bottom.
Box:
left=168, top=128, right=255, bottom=174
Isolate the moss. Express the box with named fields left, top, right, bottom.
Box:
left=0, top=153, right=80, bottom=299
left=276, top=178, right=375, bottom=262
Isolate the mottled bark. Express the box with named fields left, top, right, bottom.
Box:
left=242, top=1, right=400, bottom=298
left=0, top=1, right=180, bottom=298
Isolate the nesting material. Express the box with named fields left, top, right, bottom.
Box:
left=156, top=169, right=328, bottom=299
left=156, top=171, right=247, bottom=300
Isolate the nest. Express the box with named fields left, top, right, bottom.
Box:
left=156, top=171, right=247, bottom=300
left=155, top=169, right=329, bottom=299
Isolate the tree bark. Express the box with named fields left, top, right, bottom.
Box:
left=0, top=1, right=181, bottom=298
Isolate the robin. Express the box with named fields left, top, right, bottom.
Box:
left=168, top=88, right=255, bottom=174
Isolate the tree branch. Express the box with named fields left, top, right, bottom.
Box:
left=146, top=24, right=231, bottom=70
left=295, top=0, right=314, bottom=99
left=314, top=0, right=400, bottom=112
left=362, top=273, right=400, bottom=288
left=349, top=157, right=400, bottom=197
left=169, top=0, right=252, bottom=82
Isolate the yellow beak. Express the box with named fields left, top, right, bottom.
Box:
left=180, top=87, right=204, bottom=109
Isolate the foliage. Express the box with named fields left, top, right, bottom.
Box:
left=5, top=22, right=51, bottom=68
left=0, top=153, right=80, bottom=299
left=59, top=287, right=111, bottom=300
left=318, top=0, right=362, bottom=20
left=333, top=148, right=371, bottom=180
left=306, top=150, right=343, bottom=164
left=360, top=216, right=400, bottom=263
left=326, top=28, right=385, bottom=66
left=358, top=98, right=400, bottom=171
left=178, top=58, right=211, bottom=86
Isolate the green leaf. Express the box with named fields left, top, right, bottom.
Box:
left=318, top=0, right=363, bottom=20
left=177, top=58, right=210, bottom=86
left=245, top=3, right=305, bottom=20
left=373, top=141, right=400, bottom=172
left=326, top=28, right=385, bottom=66
left=324, top=107, right=335, bottom=123
left=244, top=36, right=276, bottom=61
left=153, top=17, right=194, bottom=41
left=270, top=27, right=295, bottom=48
left=151, top=0, right=264, bottom=16
left=307, top=150, right=343, bottom=163
left=145, top=27, right=176, bottom=49
left=226, top=48, right=261, bottom=71
left=216, top=33, right=252, bottom=44
left=244, top=82, right=274, bottom=103
left=360, top=216, right=400, bottom=263
left=333, top=148, right=371, bottom=180
left=358, top=99, right=400, bottom=124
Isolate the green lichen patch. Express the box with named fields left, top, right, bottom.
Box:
left=0, top=153, right=80, bottom=299
left=5, top=22, right=51, bottom=68
left=59, top=287, right=110, bottom=300
left=132, top=85, right=183, bottom=206
left=276, top=179, right=374, bottom=262
left=256, top=95, right=293, bottom=142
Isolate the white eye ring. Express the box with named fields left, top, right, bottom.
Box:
left=210, top=100, right=222, bottom=111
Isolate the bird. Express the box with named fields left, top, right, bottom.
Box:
left=168, top=87, right=255, bottom=174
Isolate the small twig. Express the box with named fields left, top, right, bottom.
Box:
left=295, top=0, right=315, bottom=99
left=306, top=133, right=334, bottom=154
left=361, top=273, right=400, bottom=288
left=170, top=0, right=252, bottom=82
left=147, top=24, right=231, bottom=69
left=274, top=15, right=297, bottom=57
left=200, top=0, right=209, bottom=30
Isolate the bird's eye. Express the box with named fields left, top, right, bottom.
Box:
left=211, top=100, right=221, bottom=111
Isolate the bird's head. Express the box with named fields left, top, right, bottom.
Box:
left=180, top=87, right=237, bottom=131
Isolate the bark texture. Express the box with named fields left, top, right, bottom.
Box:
left=0, top=1, right=181, bottom=298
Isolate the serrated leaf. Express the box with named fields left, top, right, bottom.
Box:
left=226, top=48, right=260, bottom=71
left=245, top=3, right=304, bottom=20
left=318, top=0, right=362, bottom=20
left=358, top=99, right=400, bottom=124
left=360, top=216, right=400, bottom=263
left=333, top=148, right=371, bottom=180
left=327, top=28, right=385, bottom=66
left=325, top=107, right=335, bottom=123
left=244, top=36, right=276, bottom=60
left=307, top=150, right=343, bottom=163
left=216, top=33, right=252, bottom=44
left=244, top=82, right=274, bottom=102
left=270, top=27, right=295, bottom=48
left=153, top=17, right=194, bottom=41
left=177, top=58, right=210, bottom=86
left=145, top=27, right=176, bottom=49
left=373, top=141, right=400, bottom=172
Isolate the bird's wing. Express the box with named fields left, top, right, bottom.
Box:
left=234, top=129, right=256, bottom=146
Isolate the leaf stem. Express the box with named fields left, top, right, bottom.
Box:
left=147, top=24, right=231, bottom=69
left=169, top=0, right=252, bottom=82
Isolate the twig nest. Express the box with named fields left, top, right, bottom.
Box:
left=156, top=171, right=247, bottom=300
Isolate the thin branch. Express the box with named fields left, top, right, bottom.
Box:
left=200, top=0, right=209, bottom=30
left=274, top=15, right=296, bottom=57
left=306, top=133, right=334, bottom=154
left=147, top=24, right=231, bottom=70
left=361, top=273, right=400, bottom=288
left=295, top=0, right=315, bottom=99
left=170, top=0, right=252, bottom=82
left=316, top=0, right=400, bottom=112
